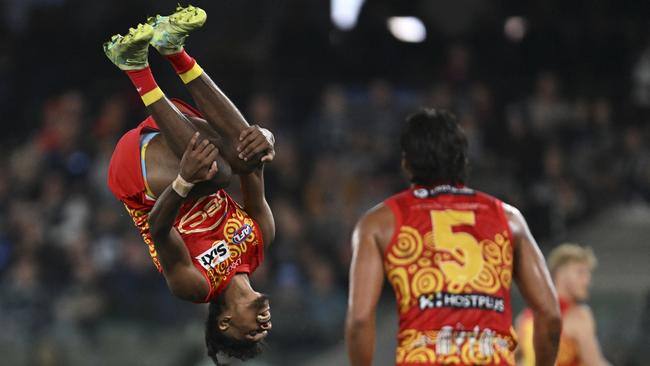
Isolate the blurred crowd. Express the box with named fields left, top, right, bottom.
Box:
left=1, top=69, right=650, bottom=364
left=2, top=0, right=650, bottom=365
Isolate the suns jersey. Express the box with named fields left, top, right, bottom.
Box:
left=107, top=100, right=264, bottom=303
left=383, top=185, right=517, bottom=366
left=518, top=299, right=580, bottom=366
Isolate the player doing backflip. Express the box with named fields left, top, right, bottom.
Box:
left=104, top=5, right=274, bottom=364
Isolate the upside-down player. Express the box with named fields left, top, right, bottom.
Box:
left=104, top=6, right=274, bottom=363
left=516, top=243, right=611, bottom=366
left=346, top=109, right=562, bottom=366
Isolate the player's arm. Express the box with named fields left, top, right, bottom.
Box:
left=505, top=203, right=562, bottom=366
left=237, top=125, right=276, bottom=245
left=148, top=133, right=220, bottom=302
left=569, top=306, right=611, bottom=366
left=346, top=205, right=390, bottom=366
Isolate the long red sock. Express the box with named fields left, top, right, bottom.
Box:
left=125, top=67, right=164, bottom=106
left=165, top=49, right=203, bottom=84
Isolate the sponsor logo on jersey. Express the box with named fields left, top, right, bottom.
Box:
left=195, top=240, right=230, bottom=270
left=413, top=188, right=429, bottom=198
left=434, top=326, right=503, bottom=357
left=412, top=185, right=475, bottom=199
left=178, top=193, right=228, bottom=234
left=232, top=224, right=253, bottom=245
left=419, top=292, right=505, bottom=313
left=221, top=258, right=242, bottom=281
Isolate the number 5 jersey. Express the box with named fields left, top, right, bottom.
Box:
left=384, top=185, right=516, bottom=366
left=106, top=99, right=264, bottom=303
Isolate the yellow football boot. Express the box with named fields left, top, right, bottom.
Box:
left=148, top=5, right=207, bottom=55
left=103, top=23, right=154, bottom=70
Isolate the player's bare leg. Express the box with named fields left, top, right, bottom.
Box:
left=103, top=22, right=209, bottom=160
left=149, top=5, right=260, bottom=172
left=102, top=22, right=231, bottom=195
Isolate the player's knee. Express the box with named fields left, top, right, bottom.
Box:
left=230, top=157, right=263, bottom=175
left=191, top=160, right=233, bottom=197
left=212, top=159, right=233, bottom=187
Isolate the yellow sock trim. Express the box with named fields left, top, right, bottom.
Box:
left=179, top=63, right=203, bottom=84
left=141, top=87, right=164, bottom=106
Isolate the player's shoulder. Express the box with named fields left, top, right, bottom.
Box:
left=566, top=303, right=594, bottom=321
left=380, top=188, right=414, bottom=219
left=466, top=188, right=517, bottom=224
left=500, top=201, right=525, bottom=228
left=501, top=201, right=522, bottom=219
left=354, top=202, right=396, bottom=251
left=384, top=187, right=415, bottom=202
left=563, top=303, right=595, bottom=336
left=468, top=187, right=506, bottom=206
left=357, top=202, right=393, bottom=228
left=490, top=200, right=531, bottom=245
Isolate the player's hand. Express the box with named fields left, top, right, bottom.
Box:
left=180, top=132, right=219, bottom=183
left=237, top=125, right=275, bottom=163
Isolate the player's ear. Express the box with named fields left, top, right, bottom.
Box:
left=401, top=152, right=411, bottom=177
left=218, top=315, right=231, bottom=331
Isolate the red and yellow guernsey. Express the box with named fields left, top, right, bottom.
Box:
left=518, top=299, right=580, bottom=366
left=106, top=100, right=264, bottom=303
left=384, top=185, right=517, bottom=366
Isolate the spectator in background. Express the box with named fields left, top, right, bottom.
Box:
left=618, top=125, right=650, bottom=200
left=632, top=43, right=650, bottom=108
left=305, top=84, right=352, bottom=154
left=304, top=257, right=346, bottom=343
left=527, top=72, right=573, bottom=139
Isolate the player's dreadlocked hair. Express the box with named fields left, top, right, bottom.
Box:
left=400, top=108, right=469, bottom=186
left=205, top=296, right=264, bottom=365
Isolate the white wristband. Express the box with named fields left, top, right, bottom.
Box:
left=172, top=174, right=195, bottom=198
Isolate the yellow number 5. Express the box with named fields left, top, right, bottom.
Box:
left=431, top=210, right=484, bottom=290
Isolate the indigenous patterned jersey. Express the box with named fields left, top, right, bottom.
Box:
left=383, top=185, right=516, bottom=366
left=518, top=299, right=580, bottom=366
left=106, top=100, right=264, bottom=303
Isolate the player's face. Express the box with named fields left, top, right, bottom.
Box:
left=565, top=261, right=592, bottom=301
left=223, top=293, right=272, bottom=342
